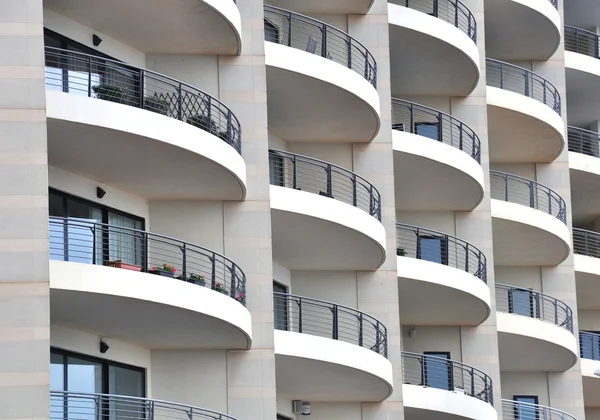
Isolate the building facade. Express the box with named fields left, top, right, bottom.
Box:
left=1, top=0, right=600, bottom=419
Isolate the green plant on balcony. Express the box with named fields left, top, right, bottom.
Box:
left=149, top=263, right=176, bottom=278
left=92, top=84, right=127, bottom=104
left=396, top=247, right=406, bottom=256
left=215, top=282, right=227, bottom=294
left=143, top=95, right=170, bottom=115
left=189, top=273, right=206, bottom=286
left=236, top=293, right=246, bottom=305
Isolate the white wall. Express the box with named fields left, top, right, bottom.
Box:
left=276, top=398, right=361, bottom=420
left=151, top=350, right=227, bottom=412
left=401, top=326, right=462, bottom=360
left=273, top=261, right=291, bottom=291
left=288, top=142, right=353, bottom=170
left=49, top=166, right=149, bottom=222
left=269, top=131, right=287, bottom=150
left=501, top=372, right=549, bottom=406
left=145, top=54, right=219, bottom=98
left=490, top=163, right=536, bottom=180
left=396, top=211, right=456, bottom=235
left=43, top=9, right=145, bottom=67
left=291, top=271, right=357, bottom=307
left=587, top=408, right=600, bottom=420
left=495, top=266, right=542, bottom=289
left=579, top=310, right=600, bottom=330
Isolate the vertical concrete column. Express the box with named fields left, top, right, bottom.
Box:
left=219, top=1, right=277, bottom=418
left=533, top=3, right=586, bottom=417
left=349, top=1, right=405, bottom=418
left=0, top=0, right=49, bottom=418
left=451, top=0, right=504, bottom=416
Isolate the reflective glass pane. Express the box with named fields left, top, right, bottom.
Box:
left=419, top=237, right=443, bottom=264
left=511, top=290, right=533, bottom=317
left=424, top=353, right=450, bottom=390
left=415, top=123, right=440, bottom=141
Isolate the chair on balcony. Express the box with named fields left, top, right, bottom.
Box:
left=306, top=36, right=318, bottom=54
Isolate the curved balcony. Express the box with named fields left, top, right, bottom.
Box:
left=484, top=0, right=560, bottom=60
left=48, top=216, right=251, bottom=350
left=269, top=150, right=385, bottom=270
left=402, top=352, right=497, bottom=420
left=396, top=224, right=490, bottom=326
left=273, top=293, right=393, bottom=402
left=490, top=171, right=570, bottom=266
left=264, top=6, right=380, bottom=143
left=44, top=0, right=242, bottom=55
left=573, top=228, right=600, bottom=311
left=391, top=99, right=484, bottom=211
left=496, top=283, right=577, bottom=372
left=501, top=399, right=577, bottom=420
left=486, top=59, right=564, bottom=163
left=50, top=391, right=237, bottom=420
left=388, top=0, right=479, bottom=96
left=565, top=26, right=600, bottom=130
left=568, top=127, right=600, bottom=225
left=579, top=331, right=600, bottom=407
left=45, top=47, right=245, bottom=201
left=266, top=0, right=374, bottom=14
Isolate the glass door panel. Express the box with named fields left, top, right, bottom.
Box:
left=424, top=352, right=451, bottom=390
left=509, top=288, right=534, bottom=317
left=273, top=281, right=288, bottom=331
left=514, top=396, right=539, bottom=420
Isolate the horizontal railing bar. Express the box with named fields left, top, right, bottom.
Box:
left=501, top=398, right=576, bottom=420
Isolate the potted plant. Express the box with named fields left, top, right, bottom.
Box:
left=92, top=84, right=127, bottom=104
left=236, top=293, right=246, bottom=305
left=106, top=259, right=142, bottom=272
left=397, top=247, right=406, bottom=256
left=149, top=263, right=176, bottom=278
left=214, top=282, right=227, bottom=294
left=144, top=94, right=170, bottom=115
left=189, top=273, right=206, bottom=286
left=186, top=114, right=215, bottom=132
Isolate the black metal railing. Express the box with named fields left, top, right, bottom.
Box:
left=273, top=292, right=388, bottom=357
left=486, top=58, right=561, bottom=115
left=49, top=216, right=246, bottom=305
left=573, top=228, right=600, bottom=258
left=44, top=46, right=242, bottom=154
left=490, top=170, right=567, bottom=224
left=495, top=283, right=573, bottom=333
left=565, top=25, right=600, bottom=59
left=50, top=391, right=237, bottom=420
left=502, top=399, right=576, bottom=420
left=263, top=5, right=377, bottom=87
left=580, top=331, right=600, bottom=360
left=568, top=126, right=600, bottom=157
left=268, top=149, right=382, bottom=221
left=396, top=223, right=486, bottom=282
left=391, top=98, right=481, bottom=163
left=401, top=352, right=493, bottom=405
left=398, top=0, right=477, bottom=42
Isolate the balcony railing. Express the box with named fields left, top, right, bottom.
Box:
left=580, top=331, right=600, bottom=360
left=401, top=352, right=493, bottom=405
left=495, top=283, right=573, bottom=333
left=501, top=399, right=576, bottom=420
left=391, top=98, right=481, bottom=163
left=565, top=25, right=600, bottom=59
left=568, top=126, right=600, bottom=157
left=263, top=5, right=377, bottom=87
left=490, top=170, right=567, bottom=224
left=398, top=0, right=477, bottom=42
left=44, top=47, right=242, bottom=154
left=573, top=228, right=600, bottom=258
left=50, top=391, right=236, bottom=420
left=486, top=58, right=561, bottom=115
left=49, top=216, right=246, bottom=306
left=273, top=292, right=388, bottom=357
left=268, top=149, right=382, bottom=221
left=396, top=223, right=486, bottom=282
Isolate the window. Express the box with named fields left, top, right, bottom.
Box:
left=417, top=234, right=448, bottom=265
left=508, top=287, right=535, bottom=318
left=49, top=189, right=145, bottom=267
left=50, top=348, right=145, bottom=419
left=264, top=19, right=280, bottom=43
left=273, top=281, right=289, bottom=331
left=581, top=331, right=600, bottom=360
left=415, top=122, right=440, bottom=141
left=423, top=352, right=452, bottom=390
left=514, top=395, right=539, bottom=420
left=269, top=152, right=285, bottom=187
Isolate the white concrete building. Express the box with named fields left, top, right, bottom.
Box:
left=0, top=0, right=598, bottom=419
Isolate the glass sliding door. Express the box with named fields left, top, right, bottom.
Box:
left=423, top=352, right=452, bottom=390
left=273, top=281, right=289, bottom=331
left=508, top=288, right=534, bottom=318
left=417, top=234, right=448, bottom=265
left=514, top=395, right=539, bottom=420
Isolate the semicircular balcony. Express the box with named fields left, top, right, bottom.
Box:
left=269, top=149, right=386, bottom=270
left=396, top=223, right=490, bottom=326
left=392, top=98, right=484, bottom=211
left=45, top=47, right=245, bottom=201
left=48, top=216, right=251, bottom=350
left=490, top=170, right=570, bottom=266
left=266, top=0, right=374, bottom=14
left=573, top=228, right=600, bottom=311
left=484, top=0, right=560, bottom=61
left=501, top=399, right=577, bottom=420
left=486, top=59, right=565, bottom=163
left=273, top=293, right=393, bottom=402
left=568, top=127, right=600, bottom=225
left=264, top=6, right=380, bottom=143
left=388, top=0, right=479, bottom=96
left=50, top=391, right=238, bottom=419
left=496, top=283, right=577, bottom=372
left=44, top=0, right=242, bottom=55
left=579, top=331, right=600, bottom=407
left=402, top=352, right=497, bottom=420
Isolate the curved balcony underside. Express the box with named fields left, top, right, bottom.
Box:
left=484, top=0, right=560, bottom=60
left=44, top=0, right=242, bottom=55
left=266, top=0, right=374, bottom=14
left=566, top=51, right=600, bottom=128
left=388, top=3, right=479, bottom=96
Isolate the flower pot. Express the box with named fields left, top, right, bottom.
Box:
left=149, top=269, right=174, bottom=278
left=110, top=262, right=142, bottom=272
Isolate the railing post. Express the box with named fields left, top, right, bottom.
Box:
left=470, top=367, right=475, bottom=397
left=88, top=56, right=93, bottom=97
left=409, top=102, right=414, bottom=133
left=91, top=224, right=97, bottom=265
left=321, top=24, right=328, bottom=58
left=211, top=252, right=217, bottom=290
left=182, top=242, right=187, bottom=280
left=142, top=231, right=149, bottom=273
left=207, top=96, right=213, bottom=134
left=287, top=12, right=292, bottom=47
left=177, top=83, right=183, bottom=120
left=529, top=181, right=535, bottom=208
left=543, top=80, right=547, bottom=105
left=437, top=112, right=443, bottom=143
left=147, top=400, right=155, bottom=420
left=292, top=154, right=297, bottom=189
left=139, top=69, right=145, bottom=109
left=346, top=39, right=352, bottom=70
left=500, top=62, right=504, bottom=89
left=298, top=296, right=303, bottom=333
left=326, top=164, right=333, bottom=197
left=459, top=122, right=464, bottom=151
left=465, top=243, right=469, bottom=273
left=585, top=231, right=589, bottom=255
left=352, top=174, right=357, bottom=207
left=358, top=312, right=363, bottom=347
left=504, top=174, right=509, bottom=202
left=332, top=305, right=338, bottom=340
left=230, top=266, right=237, bottom=300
